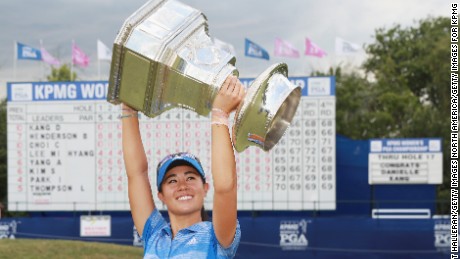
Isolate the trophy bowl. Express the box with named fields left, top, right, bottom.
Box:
left=107, top=0, right=301, bottom=152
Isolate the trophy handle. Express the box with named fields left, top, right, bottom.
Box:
left=232, top=63, right=301, bottom=153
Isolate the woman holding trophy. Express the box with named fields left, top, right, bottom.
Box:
left=121, top=75, right=244, bottom=258
left=112, top=0, right=300, bottom=257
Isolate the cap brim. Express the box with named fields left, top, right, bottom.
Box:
left=157, top=157, right=205, bottom=189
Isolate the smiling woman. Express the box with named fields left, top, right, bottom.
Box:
left=121, top=75, right=244, bottom=258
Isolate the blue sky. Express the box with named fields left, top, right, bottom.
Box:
left=0, top=0, right=447, bottom=98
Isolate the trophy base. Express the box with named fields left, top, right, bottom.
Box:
left=232, top=63, right=301, bottom=152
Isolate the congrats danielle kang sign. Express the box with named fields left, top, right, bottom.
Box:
left=368, top=138, right=443, bottom=184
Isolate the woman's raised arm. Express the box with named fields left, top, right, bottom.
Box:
left=121, top=104, right=155, bottom=235
left=211, top=75, right=245, bottom=247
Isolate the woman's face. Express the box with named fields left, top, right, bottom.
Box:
left=158, top=165, right=208, bottom=216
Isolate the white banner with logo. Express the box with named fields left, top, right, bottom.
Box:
left=80, top=215, right=111, bottom=237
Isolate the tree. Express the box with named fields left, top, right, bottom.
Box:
left=314, top=16, right=451, bottom=213
left=47, top=64, right=77, bottom=81
left=364, top=17, right=451, bottom=210
left=311, top=67, right=398, bottom=138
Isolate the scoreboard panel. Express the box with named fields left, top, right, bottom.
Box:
left=7, top=77, right=335, bottom=211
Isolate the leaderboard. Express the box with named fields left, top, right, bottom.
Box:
left=7, top=77, right=335, bottom=211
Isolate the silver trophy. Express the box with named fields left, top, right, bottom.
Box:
left=107, top=0, right=301, bottom=152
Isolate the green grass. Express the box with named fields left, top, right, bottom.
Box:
left=0, top=239, right=143, bottom=259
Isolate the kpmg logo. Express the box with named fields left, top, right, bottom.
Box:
left=279, top=219, right=309, bottom=251
left=11, top=83, right=33, bottom=101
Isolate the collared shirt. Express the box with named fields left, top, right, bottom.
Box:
left=142, top=209, right=241, bottom=259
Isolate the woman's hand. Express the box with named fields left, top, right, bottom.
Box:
left=212, top=75, right=245, bottom=114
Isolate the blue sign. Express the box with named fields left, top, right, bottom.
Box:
left=7, top=81, right=109, bottom=102
left=8, top=78, right=335, bottom=102
left=2, top=216, right=448, bottom=259
left=369, top=138, right=442, bottom=153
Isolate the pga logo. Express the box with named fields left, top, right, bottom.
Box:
left=307, top=78, right=330, bottom=96
left=11, top=83, right=33, bottom=101
left=279, top=219, right=309, bottom=250
left=280, top=233, right=308, bottom=246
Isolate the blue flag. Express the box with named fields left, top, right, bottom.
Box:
left=244, top=38, right=269, bottom=60
left=17, top=42, right=42, bottom=60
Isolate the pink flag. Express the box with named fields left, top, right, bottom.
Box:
left=274, top=38, right=300, bottom=58
left=72, top=42, right=90, bottom=67
left=305, top=38, right=327, bottom=58
left=40, top=47, right=60, bottom=66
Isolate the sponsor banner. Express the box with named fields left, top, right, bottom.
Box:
left=7, top=81, right=109, bottom=102
left=244, top=38, right=270, bottom=60
left=0, top=215, right=449, bottom=258
left=335, top=37, right=362, bottom=55
left=80, top=215, right=111, bottom=237
left=305, top=38, right=327, bottom=58
left=8, top=78, right=335, bottom=102
left=17, top=42, right=42, bottom=60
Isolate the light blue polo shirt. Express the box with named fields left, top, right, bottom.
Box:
left=142, top=209, right=241, bottom=259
